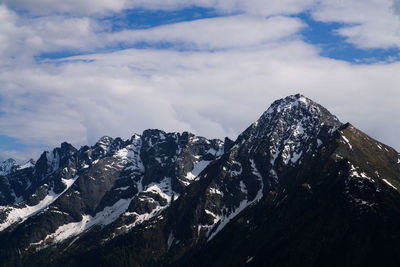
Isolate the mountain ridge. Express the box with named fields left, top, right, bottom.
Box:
left=1, top=94, right=400, bottom=267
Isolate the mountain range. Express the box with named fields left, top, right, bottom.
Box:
left=1, top=94, right=400, bottom=267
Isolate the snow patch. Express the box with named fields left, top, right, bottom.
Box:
left=207, top=146, right=224, bottom=157
left=116, top=177, right=179, bottom=233
left=207, top=198, right=250, bottom=241
left=207, top=159, right=263, bottom=241
left=239, top=181, right=247, bottom=194
left=208, top=187, right=223, bottom=196
left=204, top=209, right=216, bottom=216
left=185, top=160, right=211, bottom=181
left=293, top=124, right=304, bottom=137
left=342, top=135, right=352, bottom=150
left=115, top=186, right=129, bottom=191
left=349, top=165, right=374, bottom=183
left=246, top=256, right=254, bottom=263
left=122, top=201, right=169, bottom=232
left=291, top=151, right=303, bottom=164
left=167, top=232, right=175, bottom=250
left=114, top=141, right=145, bottom=174
left=0, top=175, right=79, bottom=231
left=42, top=198, right=133, bottom=243
left=383, top=179, right=398, bottom=190
left=142, top=178, right=173, bottom=203
left=17, top=160, right=35, bottom=170
left=250, top=159, right=264, bottom=202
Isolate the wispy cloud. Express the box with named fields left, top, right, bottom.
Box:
left=106, top=15, right=305, bottom=50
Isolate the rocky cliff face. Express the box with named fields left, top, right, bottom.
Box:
left=1, top=94, right=400, bottom=267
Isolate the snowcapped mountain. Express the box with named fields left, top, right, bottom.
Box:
left=1, top=94, right=400, bottom=267
left=0, top=130, right=225, bottom=243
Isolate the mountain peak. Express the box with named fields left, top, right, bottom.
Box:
left=0, top=158, right=17, bottom=176
left=2, top=158, right=16, bottom=164
left=259, top=94, right=341, bottom=127
left=236, top=94, right=342, bottom=172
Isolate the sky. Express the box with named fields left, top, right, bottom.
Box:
left=0, top=0, right=400, bottom=162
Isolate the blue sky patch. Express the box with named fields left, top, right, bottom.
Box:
left=0, top=135, right=27, bottom=151
left=299, top=13, right=400, bottom=64
left=101, top=7, right=221, bottom=31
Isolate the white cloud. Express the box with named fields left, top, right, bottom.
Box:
left=1, top=42, right=400, bottom=160
left=1, top=0, right=128, bottom=15
left=0, top=4, right=304, bottom=67
left=0, top=5, right=33, bottom=66
left=28, top=16, right=103, bottom=51
left=108, top=15, right=305, bottom=50
left=0, top=0, right=313, bottom=16
left=0, top=5, right=105, bottom=67
left=311, top=0, right=400, bottom=49
left=3, top=0, right=400, bottom=51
